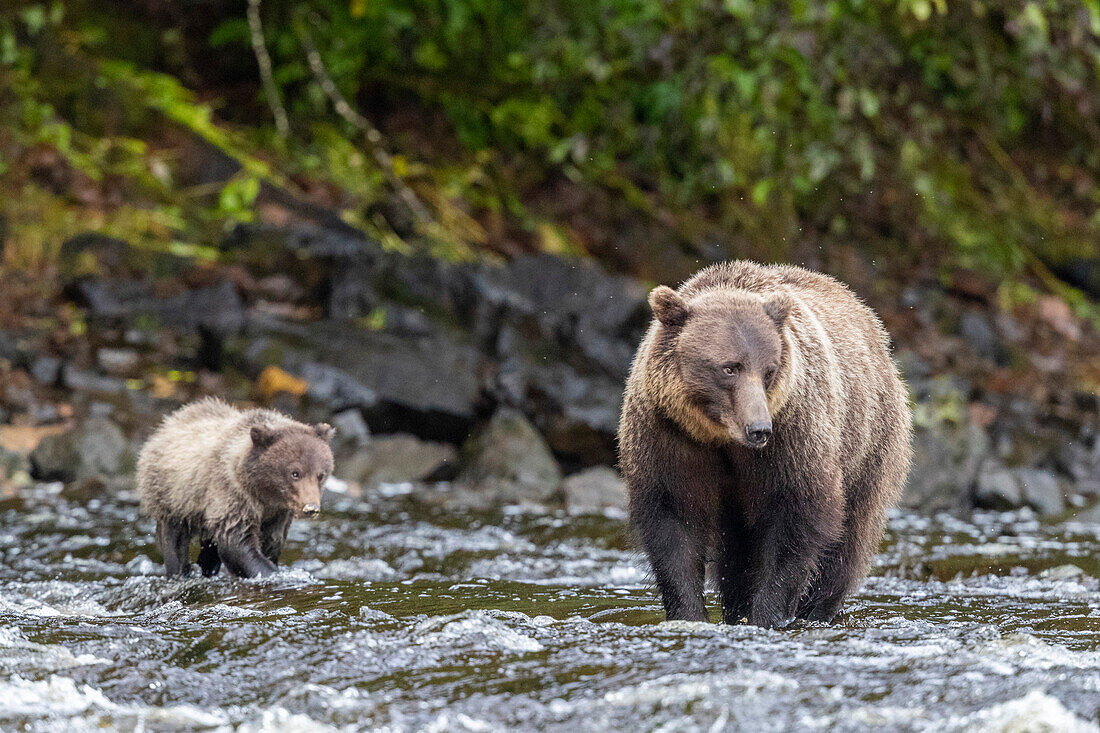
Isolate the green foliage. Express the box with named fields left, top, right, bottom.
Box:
left=1, top=0, right=1099, bottom=288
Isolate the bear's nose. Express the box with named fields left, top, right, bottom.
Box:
left=302, top=503, right=321, bottom=517
left=745, top=421, right=772, bottom=447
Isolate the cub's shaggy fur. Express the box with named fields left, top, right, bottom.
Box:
left=619, top=261, right=912, bottom=627
left=137, top=398, right=335, bottom=578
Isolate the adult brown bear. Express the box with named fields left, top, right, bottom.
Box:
left=618, top=261, right=911, bottom=627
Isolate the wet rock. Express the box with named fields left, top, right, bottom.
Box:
left=230, top=221, right=373, bottom=259
left=74, top=279, right=245, bottom=337
left=61, top=366, right=129, bottom=396
left=254, top=274, right=302, bottom=302
left=1053, top=257, right=1100, bottom=300
left=457, top=408, right=562, bottom=506
left=29, top=417, right=131, bottom=483
left=476, top=254, right=648, bottom=376
left=0, top=330, right=22, bottom=364
left=904, top=420, right=990, bottom=513
left=958, top=310, right=1008, bottom=366
left=1015, top=468, right=1066, bottom=516
left=294, top=361, right=379, bottom=411
left=562, top=466, right=628, bottom=515
left=330, top=409, right=371, bottom=454
left=382, top=306, right=435, bottom=338
left=341, top=434, right=457, bottom=488
left=973, top=462, right=1023, bottom=511
left=1068, top=501, right=1100, bottom=523
left=1038, top=564, right=1085, bottom=580
left=495, top=359, right=622, bottom=465
left=59, top=232, right=130, bottom=275
left=96, top=348, right=141, bottom=377
left=973, top=465, right=1067, bottom=516
left=0, top=446, right=33, bottom=494
left=241, top=317, right=482, bottom=441
left=1055, top=438, right=1100, bottom=484
left=30, top=356, right=62, bottom=386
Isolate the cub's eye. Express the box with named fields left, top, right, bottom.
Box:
left=291, top=471, right=301, bottom=480
left=765, top=367, right=777, bottom=385
left=722, top=363, right=742, bottom=376
left=318, top=473, right=325, bottom=483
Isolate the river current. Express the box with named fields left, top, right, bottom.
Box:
left=1, top=483, right=1099, bottom=732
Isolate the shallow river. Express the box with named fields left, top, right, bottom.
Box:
left=2, top=483, right=1099, bottom=732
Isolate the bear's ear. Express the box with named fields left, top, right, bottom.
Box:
left=763, top=292, right=793, bottom=329
left=250, top=426, right=280, bottom=449
left=649, top=286, right=689, bottom=328
left=313, top=423, right=335, bottom=442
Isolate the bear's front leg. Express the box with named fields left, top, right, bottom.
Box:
left=747, top=493, right=843, bottom=628
left=259, top=511, right=293, bottom=565
left=197, top=541, right=221, bottom=577
left=156, top=519, right=192, bottom=577
left=634, top=506, right=709, bottom=622
left=716, top=504, right=754, bottom=624
left=217, top=536, right=277, bottom=578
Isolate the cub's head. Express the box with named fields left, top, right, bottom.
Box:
left=247, top=423, right=336, bottom=516
left=648, top=285, right=792, bottom=448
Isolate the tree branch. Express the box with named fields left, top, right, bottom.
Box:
left=247, top=0, right=289, bottom=137
left=296, top=17, right=433, bottom=226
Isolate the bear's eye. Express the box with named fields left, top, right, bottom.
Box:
left=722, top=363, right=742, bottom=376
left=291, top=470, right=300, bottom=480
left=318, top=472, right=325, bottom=483
left=765, top=367, right=777, bottom=385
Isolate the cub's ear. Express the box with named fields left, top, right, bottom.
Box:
left=649, top=285, right=689, bottom=328
left=763, top=292, right=793, bottom=328
left=250, top=426, right=280, bottom=449
left=313, top=423, right=335, bottom=442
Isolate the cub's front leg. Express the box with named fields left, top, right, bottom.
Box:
left=215, top=524, right=277, bottom=578
left=156, top=519, right=193, bottom=577
left=197, top=540, right=221, bottom=577
left=259, top=511, right=293, bottom=565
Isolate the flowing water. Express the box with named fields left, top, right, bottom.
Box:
left=2, top=482, right=1100, bottom=732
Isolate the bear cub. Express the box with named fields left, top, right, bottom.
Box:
left=136, top=398, right=335, bottom=578
left=619, top=261, right=912, bottom=628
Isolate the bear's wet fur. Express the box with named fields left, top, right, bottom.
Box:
left=619, top=261, right=912, bottom=627
left=136, top=398, right=335, bottom=578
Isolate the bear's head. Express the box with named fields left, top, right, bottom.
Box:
left=247, top=423, right=336, bottom=516
left=648, top=285, right=792, bottom=448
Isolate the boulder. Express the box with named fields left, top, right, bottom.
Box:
left=973, top=464, right=1068, bottom=516
left=59, top=232, right=131, bottom=276
left=493, top=358, right=623, bottom=465
left=96, top=348, right=141, bottom=377
left=1067, top=501, right=1100, bottom=524
left=74, top=279, right=245, bottom=337
left=0, top=330, right=23, bottom=364
left=903, top=420, right=990, bottom=513
left=958, top=310, right=1009, bottom=366
left=457, top=408, right=562, bottom=506
left=330, top=408, right=371, bottom=454
left=30, top=356, right=62, bottom=386
left=973, top=462, right=1023, bottom=511
left=340, top=434, right=457, bottom=488
left=1015, top=468, right=1066, bottom=516
left=0, top=446, right=32, bottom=495
left=562, top=466, right=628, bottom=515
left=240, top=317, right=482, bottom=442
left=29, top=417, right=131, bottom=483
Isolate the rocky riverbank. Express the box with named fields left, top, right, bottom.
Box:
left=2, top=225, right=1099, bottom=521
